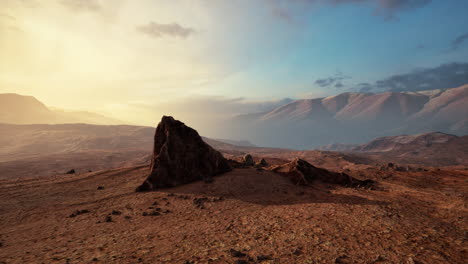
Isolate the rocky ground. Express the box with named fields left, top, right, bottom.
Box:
left=0, top=162, right=466, bottom=264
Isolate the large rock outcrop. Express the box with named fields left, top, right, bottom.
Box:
left=136, top=116, right=231, bottom=191
left=270, top=158, right=362, bottom=186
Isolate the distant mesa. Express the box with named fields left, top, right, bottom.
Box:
left=136, top=116, right=231, bottom=191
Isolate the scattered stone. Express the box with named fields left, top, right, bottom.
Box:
left=111, top=210, right=122, bottom=215
left=105, top=216, right=113, bottom=222
left=356, top=179, right=378, bottom=189
left=374, top=255, right=386, bottom=262
left=136, top=116, right=231, bottom=191
left=124, top=216, right=132, bottom=220
left=242, top=154, right=254, bottom=166
left=177, top=195, right=190, bottom=200
left=292, top=248, right=302, bottom=255
left=97, top=186, right=104, bottom=190
left=193, top=197, right=209, bottom=209
left=66, top=169, right=75, bottom=174
left=257, top=255, right=272, bottom=261
left=142, top=210, right=162, bottom=216
left=234, top=260, right=249, bottom=264
left=212, top=196, right=225, bottom=202
left=335, top=255, right=351, bottom=264
left=92, top=257, right=99, bottom=261
left=69, top=209, right=90, bottom=218
left=229, top=249, right=247, bottom=258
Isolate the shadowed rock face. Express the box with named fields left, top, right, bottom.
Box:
left=136, top=116, right=231, bottom=191
left=271, top=158, right=358, bottom=186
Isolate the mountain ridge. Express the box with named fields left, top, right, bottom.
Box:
left=226, top=84, right=467, bottom=148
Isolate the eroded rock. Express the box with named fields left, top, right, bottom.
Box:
left=136, top=116, right=231, bottom=191
left=270, top=158, right=362, bottom=186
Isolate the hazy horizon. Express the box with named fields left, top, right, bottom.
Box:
left=1, top=0, right=468, bottom=128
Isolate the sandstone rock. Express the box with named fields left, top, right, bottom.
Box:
left=136, top=116, right=231, bottom=191
left=270, top=158, right=360, bottom=186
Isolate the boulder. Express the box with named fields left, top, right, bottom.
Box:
left=136, top=116, right=231, bottom=191
left=255, top=158, right=268, bottom=167
left=270, top=158, right=360, bottom=186
left=242, top=154, right=254, bottom=166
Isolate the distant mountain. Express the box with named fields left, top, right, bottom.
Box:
left=350, top=132, right=459, bottom=153
left=0, top=93, right=122, bottom=125
left=224, top=84, right=468, bottom=149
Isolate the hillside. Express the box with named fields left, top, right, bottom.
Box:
left=0, top=93, right=122, bottom=125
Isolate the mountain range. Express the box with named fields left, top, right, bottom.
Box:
left=223, top=84, right=468, bottom=148
left=0, top=93, right=122, bottom=125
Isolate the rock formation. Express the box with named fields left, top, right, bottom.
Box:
left=270, top=158, right=360, bottom=186
left=242, top=154, right=254, bottom=166
left=255, top=158, right=268, bottom=167
left=136, top=116, right=231, bottom=191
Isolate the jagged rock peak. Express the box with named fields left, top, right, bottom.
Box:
left=136, top=116, right=231, bottom=191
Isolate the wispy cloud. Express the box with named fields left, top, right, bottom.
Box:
left=60, top=0, right=101, bottom=12
left=356, top=62, right=468, bottom=93
left=315, top=72, right=351, bottom=89
left=269, top=0, right=432, bottom=21
left=136, top=22, right=196, bottom=39
left=451, top=32, right=468, bottom=51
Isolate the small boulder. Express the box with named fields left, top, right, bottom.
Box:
left=66, top=169, right=75, bottom=174
left=242, top=154, right=254, bottom=166
left=255, top=158, right=268, bottom=167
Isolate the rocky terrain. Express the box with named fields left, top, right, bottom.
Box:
left=0, top=161, right=466, bottom=264
left=0, top=116, right=466, bottom=264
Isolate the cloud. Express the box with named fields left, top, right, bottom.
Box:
left=136, top=22, right=196, bottom=39
left=356, top=62, right=468, bottom=93
left=269, top=0, right=431, bottom=21
left=315, top=72, right=350, bottom=89
left=451, top=32, right=468, bottom=51
left=60, top=0, right=101, bottom=12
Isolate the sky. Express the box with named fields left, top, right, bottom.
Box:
left=0, top=0, right=467, bottom=127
